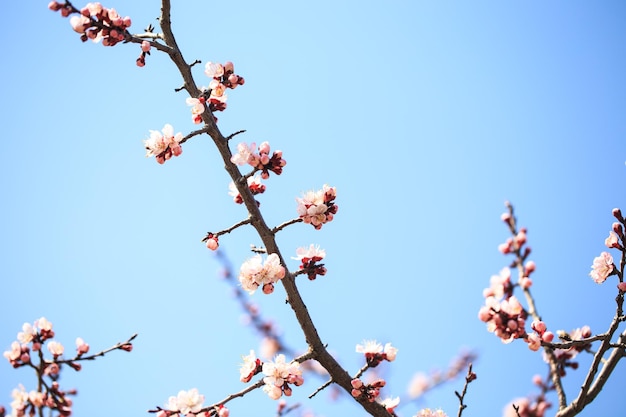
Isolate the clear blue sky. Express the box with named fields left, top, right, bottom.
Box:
left=1, top=1, right=625, bottom=417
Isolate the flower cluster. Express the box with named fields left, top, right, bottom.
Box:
left=479, top=207, right=538, bottom=345
left=350, top=378, right=386, bottom=403
left=478, top=294, right=527, bottom=344
left=2, top=318, right=101, bottom=417
left=261, top=354, right=304, bottom=400
left=231, top=142, right=286, bottom=179
left=7, top=382, right=76, bottom=417
left=143, top=124, right=184, bottom=164
left=293, top=244, right=327, bottom=280
left=49, top=2, right=132, bottom=47
left=184, top=62, right=245, bottom=124
left=238, top=253, right=286, bottom=295
left=228, top=175, right=266, bottom=204
left=526, top=320, right=554, bottom=351
left=296, top=184, right=338, bottom=230
left=355, top=340, right=398, bottom=367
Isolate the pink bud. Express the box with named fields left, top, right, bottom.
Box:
left=48, top=1, right=62, bottom=11
left=542, top=331, right=554, bottom=343
left=262, top=283, right=274, bottom=294
left=613, top=208, right=623, bottom=221
left=524, top=260, right=536, bottom=274
left=224, top=61, right=234, bottom=73
left=238, top=77, right=245, bottom=85
left=123, top=16, right=132, bottom=27
left=20, top=352, right=30, bottom=363
left=259, top=141, right=271, bottom=155
left=351, top=378, right=363, bottom=389
left=532, top=374, right=543, bottom=386
left=351, top=389, right=361, bottom=398
left=136, top=58, right=145, bottom=67
left=613, top=222, right=624, bottom=237
left=519, top=277, right=533, bottom=289
left=206, top=237, right=219, bottom=251
left=228, top=74, right=239, bottom=85
left=501, top=212, right=512, bottom=223
left=141, top=41, right=151, bottom=52
left=532, top=320, right=546, bottom=334
left=171, top=144, right=182, bottom=157
left=617, top=282, right=626, bottom=292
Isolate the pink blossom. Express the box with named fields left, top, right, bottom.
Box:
left=205, top=62, right=225, bottom=78
left=293, top=244, right=326, bottom=262
left=186, top=97, right=205, bottom=124
left=3, top=341, right=21, bottom=362
left=296, top=185, right=338, bottom=229
left=482, top=267, right=512, bottom=298
left=238, top=253, right=286, bottom=295
left=70, top=15, right=91, bottom=33
left=262, top=354, right=303, bottom=400
left=618, top=282, right=626, bottom=292
left=17, top=323, right=36, bottom=344
left=47, top=341, right=64, bottom=356
left=230, top=142, right=258, bottom=166
left=143, top=124, right=184, bottom=162
left=240, top=350, right=260, bottom=383
left=141, top=40, right=151, bottom=52
left=605, top=231, right=621, bottom=249
left=526, top=333, right=541, bottom=351
left=589, top=251, right=614, bottom=283
left=76, top=337, right=90, bottom=355
left=10, top=385, right=29, bottom=416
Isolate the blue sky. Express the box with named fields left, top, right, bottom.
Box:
left=1, top=1, right=625, bottom=417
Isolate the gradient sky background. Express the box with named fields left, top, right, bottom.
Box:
left=1, top=1, right=626, bottom=417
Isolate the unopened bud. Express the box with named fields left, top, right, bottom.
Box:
left=613, top=208, right=623, bottom=221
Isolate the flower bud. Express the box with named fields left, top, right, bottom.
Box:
left=613, top=208, right=623, bottom=221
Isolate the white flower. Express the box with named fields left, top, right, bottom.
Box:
left=356, top=340, right=383, bottom=355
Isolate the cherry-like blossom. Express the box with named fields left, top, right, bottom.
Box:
left=17, top=323, right=36, bottom=344
left=589, top=251, right=614, bottom=283
left=296, top=184, right=338, bottom=229
left=76, top=337, right=90, bottom=355
left=355, top=340, right=397, bottom=366
left=293, top=245, right=326, bottom=280
left=143, top=124, right=184, bottom=164
left=240, top=350, right=261, bottom=383
left=186, top=97, right=206, bottom=124
left=47, top=341, right=65, bottom=357
left=238, top=253, right=286, bottom=295
left=262, top=354, right=303, bottom=400
left=165, top=388, right=205, bottom=415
